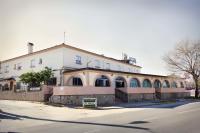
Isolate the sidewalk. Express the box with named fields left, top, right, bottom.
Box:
left=0, top=99, right=196, bottom=132
left=0, top=100, right=144, bottom=131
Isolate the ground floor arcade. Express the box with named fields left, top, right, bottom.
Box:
left=50, top=68, right=190, bottom=105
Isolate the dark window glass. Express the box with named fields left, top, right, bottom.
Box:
left=72, top=77, right=83, bottom=86
left=142, top=79, right=152, bottom=88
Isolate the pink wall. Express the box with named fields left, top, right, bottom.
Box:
left=53, top=86, right=189, bottom=96
left=53, top=86, right=115, bottom=96
left=117, top=88, right=155, bottom=94
left=42, top=85, right=53, bottom=94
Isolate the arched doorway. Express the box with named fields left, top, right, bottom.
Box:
left=10, top=81, right=14, bottom=90
left=154, top=79, right=161, bottom=99
left=115, top=76, right=127, bottom=102
left=115, top=77, right=127, bottom=88
left=95, top=75, right=110, bottom=87
left=154, top=80, right=161, bottom=89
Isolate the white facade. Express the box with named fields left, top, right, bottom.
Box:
left=0, top=44, right=141, bottom=85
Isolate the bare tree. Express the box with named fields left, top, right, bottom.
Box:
left=163, top=40, right=200, bottom=98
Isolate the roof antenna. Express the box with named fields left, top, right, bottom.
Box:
left=63, top=32, right=66, bottom=44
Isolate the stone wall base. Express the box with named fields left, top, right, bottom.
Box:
left=160, top=92, right=190, bottom=100
left=128, top=93, right=155, bottom=102
left=50, top=94, right=115, bottom=106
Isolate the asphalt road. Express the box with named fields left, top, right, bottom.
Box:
left=1, top=101, right=200, bottom=133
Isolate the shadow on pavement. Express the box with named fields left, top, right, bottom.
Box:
left=0, top=112, right=21, bottom=120
left=99, top=100, right=199, bottom=110
left=129, top=121, right=150, bottom=124
left=0, top=111, right=149, bottom=131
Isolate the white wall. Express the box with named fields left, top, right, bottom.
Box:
left=0, top=48, right=64, bottom=85
left=62, top=47, right=141, bottom=73
left=0, top=45, right=141, bottom=85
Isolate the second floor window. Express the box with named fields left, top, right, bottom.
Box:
left=17, top=63, right=22, bottom=70
left=5, top=65, right=9, bottom=73
left=118, top=65, right=121, bottom=71
left=39, top=58, right=43, bottom=65
left=30, top=59, right=35, bottom=68
left=14, top=64, right=17, bottom=70
left=75, top=55, right=82, bottom=65
left=95, top=60, right=100, bottom=68
left=105, top=63, right=110, bottom=70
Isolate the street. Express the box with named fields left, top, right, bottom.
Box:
left=0, top=100, right=200, bottom=133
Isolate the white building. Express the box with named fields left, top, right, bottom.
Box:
left=0, top=43, right=141, bottom=86
left=0, top=43, right=189, bottom=104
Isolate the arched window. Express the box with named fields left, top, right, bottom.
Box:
left=180, top=82, right=184, bottom=88
left=130, top=78, right=140, bottom=88
left=115, top=77, right=127, bottom=88
left=142, top=79, right=152, bottom=88
left=171, top=81, right=177, bottom=88
left=95, top=75, right=110, bottom=87
left=154, top=80, right=161, bottom=89
left=162, top=80, right=170, bottom=88
left=67, top=76, right=83, bottom=86
left=72, top=77, right=83, bottom=86
left=4, top=84, right=9, bottom=91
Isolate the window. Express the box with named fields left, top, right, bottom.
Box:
left=14, top=64, right=17, bottom=70
left=47, top=77, right=57, bottom=85
left=30, top=59, right=35, bottom=68
left=142, top=79, right=152, bottom=88
left=118, top=65, right=121, bottom=71
left=95, top=60, right=100, bottom=68
left=39, top=58, right=43, bottom=65
left=16, top=82, right=21, bottom=90
left=180, top=82, right=184, bottom=88
left=5, top=65, right=9, bottom=73
left=105, top=63, right=110, bottom=70
left=171, top=82, right=177, bottom=88
left=3, top=83, right=9, bottom=91
left=115, top=77, right=126, bottom=88
left=95, top=76, right=110, bottom=87
left=121, top=66, right=124, bottom=71
left=130, top=78, right=140, bottom=88
left=162, top=80, right=170, bottom=88
left=17, top=63, right=22, bottom=70
left=154, top=80, right=161, bottom=89
left=75, top=55, right=82, bottom=65
left=72, top=77, right=83, bottom=86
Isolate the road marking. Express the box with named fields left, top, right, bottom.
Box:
left=83, top=129, right=101, bottom=133
left=178, top=108, right=200, bottom=114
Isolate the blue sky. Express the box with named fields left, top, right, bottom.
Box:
left=0, top=0, right=200, bottom=75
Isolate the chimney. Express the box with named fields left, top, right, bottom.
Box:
left=27, top=42, right=34, bottom=54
